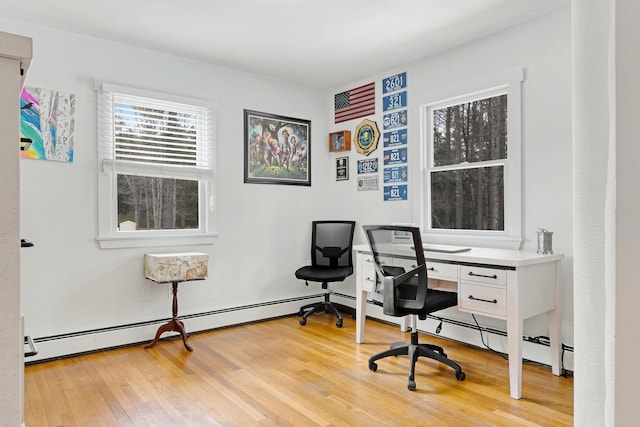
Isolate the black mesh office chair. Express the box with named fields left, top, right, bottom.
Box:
left=363, top=225, right=465, bottom=390
left=295, top=220, right=356, bottom=328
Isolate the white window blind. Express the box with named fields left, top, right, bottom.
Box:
left=98, top=85, right=214, bottom=181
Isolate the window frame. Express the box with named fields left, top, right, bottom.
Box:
left=418, top=68, right=524, bottom=249
left=96, top=82, right=218, bottom=249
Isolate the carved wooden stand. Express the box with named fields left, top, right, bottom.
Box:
left=145, top=281, right=193, bottom=351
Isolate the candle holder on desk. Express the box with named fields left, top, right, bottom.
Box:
left=537, top=229, right=553, bottom=254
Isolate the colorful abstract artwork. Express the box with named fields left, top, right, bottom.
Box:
left=20, top=86, right=75, bottom=162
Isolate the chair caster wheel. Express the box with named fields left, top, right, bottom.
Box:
left=336, top=319, right=343, bottom=328
left=299, top=318, right=307, bottom=326
left=369, top=362, right=377, bottom=372
left=456, top=371, right=466, bottom=381
left=408, top=380, right=416, bottom=391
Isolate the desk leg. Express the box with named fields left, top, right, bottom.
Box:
left=507, top=319, right=523, bottom=399
left=145, top=282, right=193, bottom=352
left=548, top=308, right=562, bottom=376
left=355, top=289, right=367, bottom=343
left=548, top=261, right=562, bottom=376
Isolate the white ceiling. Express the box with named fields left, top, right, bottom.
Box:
left=2, top=0, right=569, bottom=88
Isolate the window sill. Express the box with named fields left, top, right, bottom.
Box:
left=97, top=232, right=218, bottom=249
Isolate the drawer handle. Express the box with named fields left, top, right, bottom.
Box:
left=409, top=264, right=434, bottom=271
left=468, top=295, right=498, bottom=304
left=468, top=271, right=498, bottom=279
left=409, top=264, right=433, bottom=271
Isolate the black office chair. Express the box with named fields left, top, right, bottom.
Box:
left=295, top=220, right=356, bottom=328
left=363, top=225, right=465, bottom=390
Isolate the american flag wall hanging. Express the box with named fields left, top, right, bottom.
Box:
left=334, top=82, right=375, bottom=124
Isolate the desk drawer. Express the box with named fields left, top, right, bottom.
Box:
left=358, top=254, right=378, bottom=292
left=426, top=261, right=458, bottom=281
left=458, top=282, right=507, bottom=318
left=390, top=258, right=455, bottom=279
left=460, top=265, right=507, bottom=286
left=359, top=254, right=374, bottom=271
left=361, top=266, right=377, bottom=292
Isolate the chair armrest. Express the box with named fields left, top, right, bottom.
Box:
left=383, top=264, right=427, bottom=314
left=392, top=264, right=425, bottom=288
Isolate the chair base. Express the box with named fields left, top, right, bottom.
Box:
left=298, top=293, right=355, bottom=328
left=369, top=331, right=465, bottom=390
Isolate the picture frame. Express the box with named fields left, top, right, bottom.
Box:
left=329, top=130, right=351, bottom=152
left=336, top=156, right=349, bottom=181
left=244, top=109, right=311, bottom=186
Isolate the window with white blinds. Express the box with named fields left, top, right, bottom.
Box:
left=96, top=82, right=217, bottom=249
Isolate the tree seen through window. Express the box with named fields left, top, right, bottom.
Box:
left=430, top=94, right=507, bottom=231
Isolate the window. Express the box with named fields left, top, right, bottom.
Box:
left=430, top=92, right=507, bottom=231
left=420, top=69, right=523, bottom=247
left=97, top=83, right=217, bottom=248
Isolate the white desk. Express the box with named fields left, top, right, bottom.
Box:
left=353, top=244, right=563, bottom=399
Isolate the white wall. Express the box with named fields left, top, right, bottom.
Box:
left=1, top=8, right=573, bottom=364
left=328, top=9, right=573, bottom=361
left=0, top=17, right=334, bottom=361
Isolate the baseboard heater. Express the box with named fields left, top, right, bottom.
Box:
left=25, top=292, right=573, bottom=370
left=25, top=294, right=322, bottom=364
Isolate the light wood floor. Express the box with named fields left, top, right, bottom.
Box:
left=25, top=314, right=573, bottom=427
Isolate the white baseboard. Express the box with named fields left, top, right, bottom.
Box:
left=25, top=294, right=573, bottom=374
left=26, top=299, right=307, bottom=363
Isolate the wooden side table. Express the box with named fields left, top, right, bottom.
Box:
left=143, top=253, right=209, bottom=351
left=144, top=280, right=198, bottom=351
